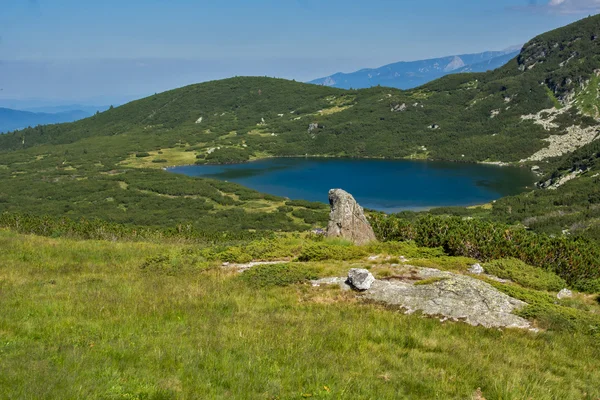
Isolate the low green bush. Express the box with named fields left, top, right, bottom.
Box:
left=217, top=247, right=253, bottom=264
left=366, top=241, right=445, bottom=259
left=370, top=214, right=600, bottom=292
left=135, top=152, right=150, bottom=158
left=139, top=252, right=213, bottom=276
left=291, top=208, right=328, bottom=225
left=285, top=199, right=328, bottom=210
left=296, top=242, right=368, bottom=262
left=491, top=282, right=600, bottom=336
left=484, top=258, right=567, bottom=291
left=240, top=263, right=319, bottom=288
left=411, top=256, right=479, bottom=273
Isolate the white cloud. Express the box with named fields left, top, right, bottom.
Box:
left=546, top=0, right=600, bottom=14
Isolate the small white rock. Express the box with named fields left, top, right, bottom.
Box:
left=557, top=288, right=573, bottom=299
left=468, top=263, right=484, bottom=274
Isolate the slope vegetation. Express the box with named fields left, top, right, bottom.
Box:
left=1, top=16, right=600, bottom=237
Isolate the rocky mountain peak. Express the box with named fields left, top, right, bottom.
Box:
left=444, top=56, right=466, bottom=72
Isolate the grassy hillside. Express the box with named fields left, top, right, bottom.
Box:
left=1, top=228, right=599, bottom=399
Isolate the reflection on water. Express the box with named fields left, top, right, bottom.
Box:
left=168, top=158, right=535, bottom=212
left=204, top=164, right=292, bottom=180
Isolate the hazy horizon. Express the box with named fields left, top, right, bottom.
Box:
left=2, top=0, right=599, bottom=108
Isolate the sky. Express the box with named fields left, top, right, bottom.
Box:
left=0, top=0, right=599, bottom=107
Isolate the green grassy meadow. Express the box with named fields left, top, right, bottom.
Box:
left=1, top=229, right=599, bottom=399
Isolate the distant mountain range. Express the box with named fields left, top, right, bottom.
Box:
left=23, top=104, right=111, bottom=115
left=0, top=108, right=92, bottom=134
left=309, top=47, right=521, bottom=89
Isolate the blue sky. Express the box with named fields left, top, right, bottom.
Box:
left=0, top=0, right=599, bottom=105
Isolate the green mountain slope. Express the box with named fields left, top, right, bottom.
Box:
left=1, top=16, right=600, bottom=235
left=4, top=16, right=600, bottom=163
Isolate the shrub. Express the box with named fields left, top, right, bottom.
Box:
left=411, top=256, right=479, bottom=273
left=218, top=247, right=253, bottom=264
left=243, top=239, right=301, bottom=260
left=152, top=158, right=168, bottom=163
left=135, top=152, right=151, bottom=158
left=491, top=282, right=600, bottom=336
left=285, top=199, right=328, bottom=210
left=139, top=252, right=213, bottom=276
left=366, top=241, right=445, bottom=259
left=240, top=263, right=319, bottom=288
left=369, top=214, right=600, bottom=292
left=296, top=242, right=368, bottom=262
left=291, top=208, right=328, bottom=225
left=484, top=258, right=567, bottom=291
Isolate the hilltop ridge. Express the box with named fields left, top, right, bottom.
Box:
left=309, top=48, right=520, bottom=89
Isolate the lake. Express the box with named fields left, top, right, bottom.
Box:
left=167, top=158, right=535, bottom=212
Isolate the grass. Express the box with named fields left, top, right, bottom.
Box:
left=483, top=258, right=567, bottom=292
left=239, top=263, right=319, bottom=288
left=1, top=229, right=600, bottom=399
left=575, top=73, right=600, bottom=117
left=120, top=146, right=199, bottom=168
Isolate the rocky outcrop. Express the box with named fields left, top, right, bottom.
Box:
left=391, top=103, right=407, bottom=112
left=444, top=56, right=466, bottom=72
left=521, top=124, right=599, bottom=162
left=326, top=189, right=377, bottom=245
left=315, top=267, right=531, bottom=329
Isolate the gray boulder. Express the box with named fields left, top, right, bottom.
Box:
left=347, top=268, right=375, bottom=291
left=365, top=268, right=530, bottom=329
left=557, top=288, right=573, bottom=299
left=308, top=123, right=319, bottom=133
left=326, top=189, right=377, bottom=245
left=468, top=263, right=484, bottom=274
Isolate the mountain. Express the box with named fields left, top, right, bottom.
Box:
left=24, top=104, right=110, bottom=115
left=1, top=15, right=600, bottom=239
left=309, top=48, right=520, bottom=89
left=0, top=108, right=91, bottom=134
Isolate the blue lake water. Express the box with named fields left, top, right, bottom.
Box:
left=167, top=158, right=535, bottom=212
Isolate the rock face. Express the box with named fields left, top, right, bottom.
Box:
left=314, top=266, right=531, bottom=329
left=326, top=189, right=377, bottom=245
left=347, top=268, right=375, bottom=291
left=364, top=268, right=530, bottom=329
left=391, top=103, right=407, bottom=112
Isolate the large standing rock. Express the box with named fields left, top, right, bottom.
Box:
left=326, top=189, right=377, bottom=245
